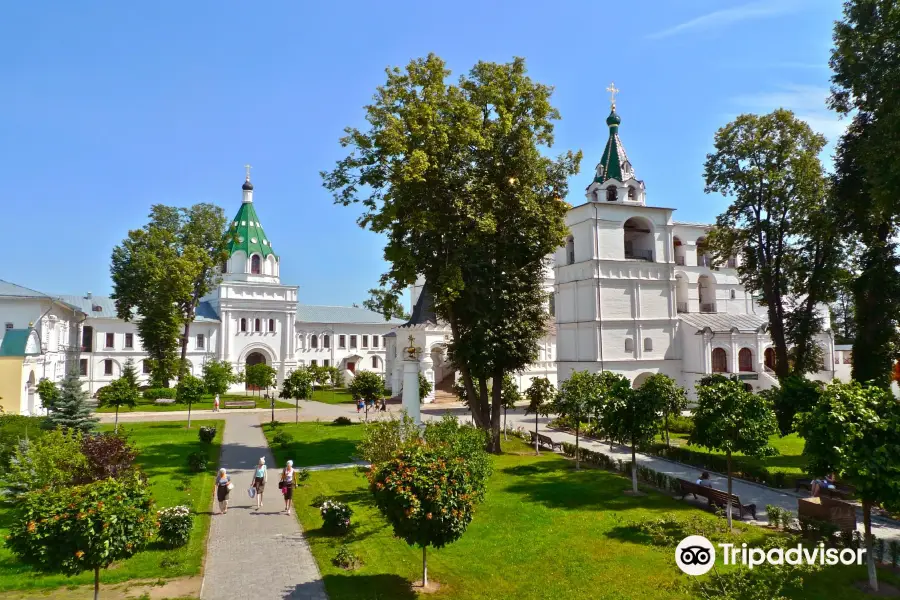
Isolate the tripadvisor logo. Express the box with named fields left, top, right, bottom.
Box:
left=675, top=535, right=866, bottom=576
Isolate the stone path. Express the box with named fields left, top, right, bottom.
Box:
left=200, top=413, right=327, bottom=600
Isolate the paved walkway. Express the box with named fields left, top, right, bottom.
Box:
left=200, top=413, right=327, bottom=600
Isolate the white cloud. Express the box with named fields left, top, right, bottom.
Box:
left=646, top=0, right=809, bottom=40
left=731, top=84, right=848, bottom=141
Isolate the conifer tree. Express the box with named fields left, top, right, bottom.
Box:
left=46, top=372, right=98, bottom=433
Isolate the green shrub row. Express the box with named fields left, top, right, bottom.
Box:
left=647, top=443, right=791, bottom=489
left=143, top=388, right=177, bottom=401
left=666, top=414, right=694, bottom=434
left=560, top=442, right=683, bottom=495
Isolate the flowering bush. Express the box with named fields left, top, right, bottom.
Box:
left=320, top=500, right=352, bottom=532
left=157, top=505, right=192, bottom=548
left=198, top=426, right=217, bottom=444
left=187, top=451, right=208, bottom=472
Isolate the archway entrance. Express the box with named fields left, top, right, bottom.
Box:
left=245, top=352, right=266, bottom=391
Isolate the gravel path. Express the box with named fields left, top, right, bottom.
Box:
left=200, top=413, right=328, bottom=600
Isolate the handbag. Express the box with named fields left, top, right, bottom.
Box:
left=278, top=480, right=286, bottom=490
left=226, top=482, right=235, bottom=491
left=248, top=486, right=257, bottom=499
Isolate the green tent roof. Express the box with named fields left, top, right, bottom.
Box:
left=594, top=107, right=634, bottom=184
left=226, top=199, right=277, bottom=260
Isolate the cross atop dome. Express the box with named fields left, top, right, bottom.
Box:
left=606, top=82, right=620, bottom=109
left=242, top=164, right=254, bottom=192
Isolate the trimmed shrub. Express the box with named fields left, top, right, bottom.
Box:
left=143, top=388, right=176, bottom=401
left=198, top=426, right=217, bottom=444
left=157, top=505, right=192, bottom=548
left=321, top=500, right=352, bottom=533
left=332, top=544, right=362, bottom=570
left=187, top=451, right=208, bottom=473
left=666, top=414, right=694, bottom=434
left=272, top=430, right=294, bottom=447
left=333, top=416, right=353, bottom=425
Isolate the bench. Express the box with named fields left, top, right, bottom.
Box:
left=153, top=399, right=176, bottom=406
left=536, top=433, right=564, bottom=452
left=795, top=478, right=855, bottom=500
left=223, top=400, right=256, bottom=409
left=677, top=478, right=756, bottom=520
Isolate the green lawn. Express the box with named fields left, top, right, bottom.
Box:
left=307, top=387, right=356, bottom=405
left=291, top=439, right=894, bottom=600
left=0, top=420, right=223, bottom=593
left=262, top=421, right=365, bottom=467
left=662, top=432, right=808, bottom=479
left=96, top=393, right=294, bottom=412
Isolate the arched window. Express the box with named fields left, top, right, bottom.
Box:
left=712, top=348, right=728, bottom=373
left=625, top=338, right=634, bottom=353
left=566, top=236, right=575, bottom=265
left=372, top=356, right=379, bottom=368
left=240, top=318, right=247, bottom=332
left=606, top=187, right=617, bottom=201
left=311, top=335, right=318, bottom=349
left=323, top=334, right=330, bottom=349
left=254, top=318, right=261, bottom=332
left=268, top=319, right=275, bottom=332
left=764, top=348, right=776, bottom=370
left=739, top=348, right=753, bottom=372
left=627, top=187, right=636, bottom=201
left=251, top=254, right=262, bottom=275
left=644, top=337, right=653, bottom=352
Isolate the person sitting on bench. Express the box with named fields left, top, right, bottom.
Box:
left=811, top=473, right=836, bottom=497
left=696, top=471, right=713, bottom=488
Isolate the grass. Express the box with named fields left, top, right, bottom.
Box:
left=0, top=420, right=223, bottom=593
left=291, top=438, right=896, bottom=600
left=661, top=432, right=809, bottom=479
left=96, top=393, right=294, bottom=412
left=307, top=387, right=356, bottom=405
left=262, top=421, right=366, bottom=468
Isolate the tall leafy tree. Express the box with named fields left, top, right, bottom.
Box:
left=348, top=370, right=385, bottom=421
left=689, top=376, right=777, bottom=530
left=553, top=371, right=600, bottom=470
left=363, top=287, right=410, bottom=320
left=830, top=263, right=858, bottom=345
left=704, top=109, right=840, bottom=379
left=601, top=372, right=662, bottom=494
left=636, top=374, right=686, bottom=449
left=829, top=1, right=900, bottom=389
left=524, top=377, right=555, bottom=454
left=111, top=204, right=229, bottom=386
left=202, top=359, right=237, bottom=396
left=796, top=380, right=900, bottom=592
left=323, top=54, right=580, bottom=452
left=96, top=362, right=139, bottom=433
left=46, top=372, right=97, bottom=433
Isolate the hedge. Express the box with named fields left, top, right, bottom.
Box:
left=647, top=443, right=790, bottom=489
left=559, top=442, right=683, bottom=495
left=143, top=388, right=177, bottom=401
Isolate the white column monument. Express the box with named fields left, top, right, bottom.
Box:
left=401, top=335, right=422, bottom=425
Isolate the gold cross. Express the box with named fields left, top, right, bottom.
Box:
left=606, top=82, right=620, bottom=107
left=244, top=164, right=252, bottom=180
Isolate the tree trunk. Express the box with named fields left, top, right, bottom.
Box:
left=631, top=442, right=638, bottom=494
left=503, top=406, right=507, bottom=441
left=726, top=451, right=733, bottom=531
left=295, top=400, right=299, bottom=424
left=575, top=423, right=580, bottom=470
left=187, top=402, right=192, bottom=429
left=114, top=406, right=119, bottom=434
left=179, top=317, right=192, bottom=382
left=864, top=500, right=879, bottom=592
left=422, top=545, right=428, bottom=587
left=94, top=566, right=100, bottom=600
left=534, top=412, right=540, bottom=455
left=664, top=410, right=670, bottom=448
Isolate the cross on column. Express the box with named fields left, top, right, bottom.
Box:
left=606, top=82, right=620, bottom=107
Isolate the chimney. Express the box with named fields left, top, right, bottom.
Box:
left=86, top=292, right=92, bottom=300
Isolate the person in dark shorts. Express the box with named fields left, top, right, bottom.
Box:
left=251, top=457, right=267, bottom=510
left=215, top=468, right=232, bottom=514
left=280, top=460, right=296, bottom=514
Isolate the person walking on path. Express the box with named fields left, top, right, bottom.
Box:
left=251, top=457, right=267, bottom=510
left=214, top=468, right=232, bottom=514
left=280, top=460, right=296, bottom=514
left=213, top=394, right=220, bottom=412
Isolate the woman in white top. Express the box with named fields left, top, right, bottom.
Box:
left=251, top=457, right=267, bottom=510
left=281, top=460, right=296, bottom=514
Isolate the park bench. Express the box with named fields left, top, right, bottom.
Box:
left=223, top=400, right=256, bottom=409
left=153, top=399, right=176, bottom=405
left=794, top=478, right=856, bottom=500
left=536, top=433, right=564, bottom=452
left=677, top=478, right=756, bottom=520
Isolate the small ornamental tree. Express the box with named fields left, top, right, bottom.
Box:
left=690, top=375, right=777, bottom=530
left=499, top=374, right=521, bottom=440
left=594, top=371, right=633, bottom=449
left=79, top=432, right=138, bottom=483
left=356, top=412, right=420, bottom=465
left=524, top=377, right=556, bottom=454
left=349, top=370, right=385, bottom=420
left=796, top=380, right=900, bottom=593
left=96, top=375, right=139, bottom=433
left=280, top=368, right=315, bottom=423
left=175, top=374, right=205, bottom=429
left=418, top=372, right=433, bottom=404
left=5, top=429, right=88, bottom=500
left=7, top=474, right=157, bottom=600
left=553, top=371, right=601, bottom=469
left=637, top=374, right=687, bottom=448
left=604, top=372, right=663, bottom=494
left=368, top=431, right=490, bottom=587
left=202, top=359, right=237, bottom=397
left=46, top=372, right=97, bottom=433
left=245, top=363, right=277, bottom=399
left=36, top=378, right=60, bottom=414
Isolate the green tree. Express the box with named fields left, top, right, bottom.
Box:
left=796, top=380, right=900, bottom=592
left=363, top=287, right=410, bottom=320
left=280, top=368, right=314, bottom=423
left=761, top=375, right=824, bottom=436
left=349, top=370, right=385, bottom=420
left=323, top=54, right=580, bottom=453
left=704, top=110, right=841, bottom=379
left=5, top=429, right=88, bottom=500
left=356, top=412, right=420, bottom=465
left=500, top=374, right=521, bottom=440
left=601, top=372, right=662, bottom=494
left=96, top=368, right=139, bottom=433
left=202, top=359, right=237, bottom=396
left=175, top=374, right=205, bottom=429
left=245, top=364, right=277, bottom=398
left=594, top=371, right=633, bottom=449
left=829, top=2, right=900, bottom=390
left=7, top=474, right=156, bottom=600
left=553, top=371, right=600, bottom=470
left=111, top=204, right=229, bottom=386
left=830, top=261, right=859, bottom=345
left=418, top=372, right=432, bottom=404
left=524, top=377, right=555, bottom=454
left=638, top=374, right=687, bottom=448
left=46, top=372, right=97, bottom=433
left=690, top=376, right=777, bottom=530
left=36, top=378, right=60, bottom=414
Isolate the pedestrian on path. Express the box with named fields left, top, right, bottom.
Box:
left=280, top=460, right=296, bottom=514
left=356, top=399, right=363, bottom=413
left=251, top=457, right=267, bottom=509
left=380, top=398, right=387, bottom=412
left=213, top=393, right=220, bottom=412
left=215, top=468, right=233, bottom=514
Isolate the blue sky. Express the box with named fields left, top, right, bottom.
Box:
left=1, top=0, right=844, bottom=308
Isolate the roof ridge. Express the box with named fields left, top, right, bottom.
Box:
left=0, top=279, right=51, bottom=297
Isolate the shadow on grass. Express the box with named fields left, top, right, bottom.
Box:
left=319, top=573, right=417, bottom=600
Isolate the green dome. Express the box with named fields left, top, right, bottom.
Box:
left=606, top=108, right=621, bottom=127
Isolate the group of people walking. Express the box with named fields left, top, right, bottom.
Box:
left=356, top=398, right=388, bottom=413
left=213, top=457, right=300, bottom=515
